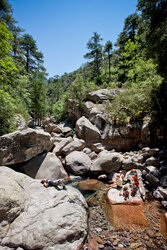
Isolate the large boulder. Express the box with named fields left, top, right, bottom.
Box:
left=67, top=99, right=82, bottom=121
left=0, top=128, right=53, bottom=166
left=90, top=152, right=123, bottom=175
left=87, top=89, right=121, bottom=103
left=62, top=138, right=86, bottom=156
left=0, top=167, right=88, bottom=249
left=53, top=136, right=73, bottom=155
left=65, top=151, right=91, bottom=175
left=20, top=152, right=68, bottom=179
left=101, top=124, right=141, bottom=151
left=76, top=116, right=101, bottom=143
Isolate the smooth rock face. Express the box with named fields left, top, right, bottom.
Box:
left=90, top=152, right=123, bottom=175
left=145, top=157, right=159, bottom=167
left=21, top=152, right=68, bottom=179
left=76, top=116, right=101, bottom=143
left=53, top=136, right=73, bottom=155
left=35, top=152, right=68, bottom=179
left=65, top=151, right=91, bottom=175
left=62, top=138, right=86, bottom=156
left=122, top=159, right=144, bottom=171
left=67, top=99, right=82, bottom=121
left=101, top=125, right=141, bottom=151
left=0, top=167, right=88, bottom=249
left=0, top=128, right=53, bottom=166
left=87, top=89, right=113, bottom=103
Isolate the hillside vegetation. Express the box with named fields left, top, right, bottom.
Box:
left=0, top=0, right=167, bottom=140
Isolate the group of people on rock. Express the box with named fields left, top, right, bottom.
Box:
left=106, top=169, right=140, bottom=200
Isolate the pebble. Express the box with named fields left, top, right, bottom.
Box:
left=96, top=227, right=102, bottom=232
left=118, top=243, right=124, bottom=248
left=130, top=242, right=141, bottom=249
left=146, top=229, right=156, bottom=238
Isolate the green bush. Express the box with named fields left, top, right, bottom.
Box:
left=53, top=98, right=67, bottom=123
left=105, top=86, right=152, bottom=125
left=0, top=90, right=16, bottom=135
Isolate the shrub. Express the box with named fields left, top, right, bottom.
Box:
left=53, top=97, right=67, bottom=123
left=0, top=90, right=16, bottom=135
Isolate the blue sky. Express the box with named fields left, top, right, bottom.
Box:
left=10, top=0, right=138, bottom=77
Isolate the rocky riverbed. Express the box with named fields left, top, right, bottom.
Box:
left=80, top=184, right=167, bottom=250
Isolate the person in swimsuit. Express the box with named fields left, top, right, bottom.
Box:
left=41, top=178, right=66, bottom=190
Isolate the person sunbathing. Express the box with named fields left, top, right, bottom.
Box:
left=41, top=178, right=66, bottom=190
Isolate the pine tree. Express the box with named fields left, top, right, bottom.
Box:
left=84, top=32, right=103, bottom=84
left=104, top=41, right=112, bottom=82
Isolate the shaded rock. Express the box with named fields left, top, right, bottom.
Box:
left=44, top=123, right=59, bottom=133
left=157, top=187, right=167, bottom=199
left=62, top=138, right=86, bottom=155
left=78, top=179, right=104, bottom=191
left=159, top=165, right=167, bottom=175
left=67, top=99, right=82, bottom=121
left=90, top=113, right=107, bottom=130
left=149, top=148, right=160, bottom=156
left=122, top=159, right=144, bottom=171
left=76, top=116, right=101, bottom=143
left=20, top=152, right=68, bottom=180
left=45, top=122, right=72, bottom=135
left=145, top=166, right=161, bottom=178
left=83, top=101, right=95, bottom=117
left=144, top=172, right=160, bottom=187
left=87, top=89, right=111, bottom=103
left=0, top=167, right=88, bottom=249
left=0, top=128, right=53, bottom=166
left=153, top=189, right=164, bottom=200
left=145, top=157, right=159, bottom=167
left=90, top=152, right=123, bottom=175
left=141, top=116, right=151, bottom=146
left=53, top=136, right=73, bottom=155
left=87, top=89, right=121, bottom=104
left=65, top=151, right=91, bottom=175
left=159, top=150, right=167, bottom=160
left=160, top=176, right=167, bottom=188
left=56, top=122, right=73, bottom=134
left=101, top=124, right=141, bottom=151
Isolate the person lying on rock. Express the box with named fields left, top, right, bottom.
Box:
left=41, top=178, right=66, bottom=190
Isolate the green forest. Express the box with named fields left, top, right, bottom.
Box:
left=0, top=0, right=167, bottom=139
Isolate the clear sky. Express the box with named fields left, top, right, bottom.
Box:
left=10, top=0, right=138, bottom=78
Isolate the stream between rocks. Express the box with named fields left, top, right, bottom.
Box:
left=68, top=177, right=167, bottom=249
